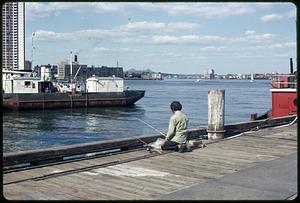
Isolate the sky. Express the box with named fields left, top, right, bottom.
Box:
left=24, top=2, right=296, bottom=74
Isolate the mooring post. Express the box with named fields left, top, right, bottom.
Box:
left=207, top=89, right=225, bottom=140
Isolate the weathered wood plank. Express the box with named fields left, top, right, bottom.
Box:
left=45, top=175, right=122, bottom=200
left=3, top=149, right=151, bottom=184
left=81, top=172, right=165, bottom=198
left=70, top=173, right=145, bottom=199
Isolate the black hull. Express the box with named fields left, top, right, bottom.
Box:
left=3, top=90, right=145, bottom=110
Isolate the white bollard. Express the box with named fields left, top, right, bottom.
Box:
left=207, top=89, right=225, bottom=140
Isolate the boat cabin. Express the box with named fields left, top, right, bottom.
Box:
left=2, top=69, right=55, bottom=94
left=86, top=76, right=124, bottom=93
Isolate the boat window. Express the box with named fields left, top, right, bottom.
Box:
left=24, top=81, right=31, bottom=87
left=32, top=83, right=35, bottom=88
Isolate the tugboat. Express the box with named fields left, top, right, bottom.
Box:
left=2, top=66, right=145, bottom=110
left=253, top=58, right=297, bottom=120
left=270, top=58, right=297, bottom=118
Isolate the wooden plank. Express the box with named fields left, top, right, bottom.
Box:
left=164, top=154, right=239, bottom=174
left=3, top=149, right=151, bottom=185
left=45, top=175, right=119, bottom=200
left=86, top=163, right=184, bottom=189
left=135, top=157, right=225, bottom=180
left=69, top=173, right=145, bottom=199
left=81, top=172, right=165, bottom=198
left=217, top=143, right=296, bottom=156
left=4, top=181, right=73, bottom=200
left=4, top=183, right=43, bottom=200
left=124, top=160, right=201, bottom=184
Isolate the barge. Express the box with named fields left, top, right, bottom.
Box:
left=2, top=68, right=145, bottom=110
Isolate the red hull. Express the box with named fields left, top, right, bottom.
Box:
left=270, top=74, right=297, bottom=118
left=271, top=90, right=297, bottom=118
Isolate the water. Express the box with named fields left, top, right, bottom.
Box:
left=3, top=79, right=272, bottom=153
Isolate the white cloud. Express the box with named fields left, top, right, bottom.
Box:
left=137, top=3, right=255, bottom=18
left=119, top=36, right=148, bottom=43
left=167, top=22, right=202, bottom=31
left=151, top=35, right=226, bottom=44
left=26, top=2, right=260, bottom=21
left=245, top=30, right=256, bottom=35
left=119, top=48, right=139, bottom=52
left=122, top=21, right=165, bottom=31
left=162, top=53, right=183, bottom=57
left=33, top=28, right=277, bottom=50
left=260, top=9, right=296, bottom=22
left=93, top=47, right=139, bottom=53
left=232, top=33, right=276, bottom=43
left=33, top=29, right=129, bottom=41
left=26, top=2, right=129, bottom=21
left=120, top=32, right=275, bottom=45
left=93, top=47, right=111, bottom=53
left=250, top=42, right=296, bottom=50
left=200, top=46, right=225, bottom=51
left=260, top=14, right=283, bottom=22
left=246, top=33, right=275, bottom=41
left=121, top=21, right=201, bottom=32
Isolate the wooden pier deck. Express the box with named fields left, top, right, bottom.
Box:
left=3, top=123, right=297, bottom=200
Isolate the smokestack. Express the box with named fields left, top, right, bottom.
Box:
left=290, top=58, right=293, bottom=74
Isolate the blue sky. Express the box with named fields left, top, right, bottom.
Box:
left=25, top=2, right=296, bottom=74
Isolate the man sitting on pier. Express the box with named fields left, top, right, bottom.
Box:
left=161, top=101, right=190, bottom=153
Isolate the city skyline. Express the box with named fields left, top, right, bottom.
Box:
left=25, top=2, right=296, bottom=74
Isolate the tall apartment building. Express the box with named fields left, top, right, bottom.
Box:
left=2, top=2, right=25, bottom=70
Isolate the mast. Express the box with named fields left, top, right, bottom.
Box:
left=31, top=32, right=35, bottom=71
left=70, top=51, right=73, bottom=82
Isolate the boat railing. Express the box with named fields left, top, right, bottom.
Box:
left=271, top=75, right=297, bottom=89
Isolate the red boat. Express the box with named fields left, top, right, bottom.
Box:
left=253, top=58, right=297, bottom=120
left=270, top=58, right=297, bottom=118
left=270, top=76, right=297, bottom=118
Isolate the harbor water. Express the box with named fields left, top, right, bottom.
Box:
left=3, top=79, right=271, bottom=153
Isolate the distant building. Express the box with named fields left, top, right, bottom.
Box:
left=34, top=64, right=51, bottom=77
left=57, top=60, right=68, bottom=80
left=63, top=64, right=88, bottom=81
left=24, top=60, right=32, bottom=71
left=2, top=2, right=25, bottom=70
left=151, top=72, right=162, bottom=80
left=204, top=69, right=215, bottom=79
left=56, top=62, right=123, bottom=81
left=92, top=66, right=123, bottom=78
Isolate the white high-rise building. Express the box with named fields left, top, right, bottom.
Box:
left=2, top=2, right=25, bottom=70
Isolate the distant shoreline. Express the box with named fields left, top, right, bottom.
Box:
left=124, top=78, right=163, bottom=80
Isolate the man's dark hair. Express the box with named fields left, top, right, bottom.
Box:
left=170, top=101, right=182, bottom=111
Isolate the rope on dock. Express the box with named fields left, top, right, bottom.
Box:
left=273, top=117, right=297, bottom=129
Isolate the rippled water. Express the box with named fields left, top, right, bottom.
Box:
left=3, top=79, right=271, bottom=153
